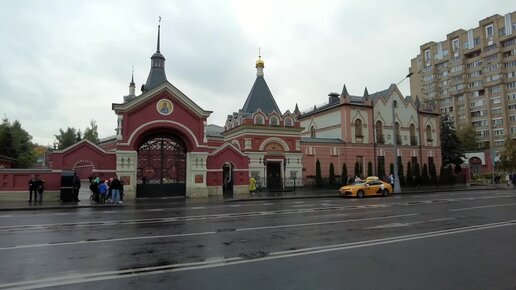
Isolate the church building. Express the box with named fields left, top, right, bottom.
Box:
left=44, top=24, right=442, bottom=199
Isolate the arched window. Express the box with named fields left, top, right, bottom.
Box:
left=355, top=119, right=363, bottom=138
left=284, top=117, right=293, bottom=127
left=426, top=125, right=433, bottom=142
left=270, top=116, right=279, bottom=126
left=255, top=115, right=264, bottom=125
left=310, top=126, right=316, bottom=138
left=376, top=121, right=384, bottom=143
left=409, top=123, right=417, bottom=145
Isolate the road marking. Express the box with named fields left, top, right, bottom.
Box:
left=236, top=213, right=417, bottom=231
left=2, top=219, right=515, bottom=289
left=449, top=203, right=516, bottom=212
left=190, top=206, right=205, bottom=209
left=228, top=204, right=241, bottom=207
left=366, top=218, right=454, bottom=229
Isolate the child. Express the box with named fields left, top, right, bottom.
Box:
left=98, top=180, right=109, bottom=204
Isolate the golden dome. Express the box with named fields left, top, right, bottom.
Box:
left=255, top=56, right=264, bottom=68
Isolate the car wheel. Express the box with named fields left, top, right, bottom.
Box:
left=382, top=189, right=389, bottom=197
left=357, top=190, right=365, bottom=198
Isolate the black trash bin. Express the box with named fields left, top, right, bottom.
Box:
left=60, top=171, right=75, bottom=202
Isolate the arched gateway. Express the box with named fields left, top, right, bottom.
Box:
left=137, top=133, right=187, bottom=197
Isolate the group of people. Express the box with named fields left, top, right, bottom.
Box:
left=494, top=173, right=516, bottom=187
left=27, top=174, right=45, bottom=202
left=88, top=175, right=124, bottom=204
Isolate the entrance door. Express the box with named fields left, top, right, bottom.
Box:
left=136, top=134, right=186, bottom=197
left=267, top=162, right=282, bottom=191
left=222, top=164, right=233, bottom=199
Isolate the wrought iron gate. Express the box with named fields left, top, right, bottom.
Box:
left=136, top=134, right=186, bottom=197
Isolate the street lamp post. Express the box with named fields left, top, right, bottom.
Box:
left=392, top=72, right=414, bottom=193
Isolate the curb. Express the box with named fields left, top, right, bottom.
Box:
left=0, top=204, right=124, bottom=211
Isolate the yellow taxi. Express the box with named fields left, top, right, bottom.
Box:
left=339, top=176, right=393, bottom=198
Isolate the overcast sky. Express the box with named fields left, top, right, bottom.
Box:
left=0, top=1, right=514, bottom=146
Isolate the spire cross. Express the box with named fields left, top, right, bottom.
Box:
left=157, top=16, right=161, bottom=53
left=259, top=47, right=261, bottom=59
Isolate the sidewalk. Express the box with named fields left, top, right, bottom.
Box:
left=0, top=184, right=509, bottom=211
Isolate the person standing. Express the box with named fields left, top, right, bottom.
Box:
left=110, top=175, right=122, bottom=204
left=98, top=180, right=109, bottom=204
left=73, top=172, right=81, bottom=202
left=387, top=173, right=395, bottom=188
left=249, top=176, right=257, bottom=196
left=28, top=174, right=38, bottom=202
left=36, top=176, right=45, bottom=202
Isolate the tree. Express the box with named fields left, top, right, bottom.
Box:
left=341, top=163, right=348, bottom=185
left=440, top=115, right=465, bottom=173
left=55, top=127, right=80, bottom=150
left=498, top=136, right=516, bottom=172
left=406, top=161, right=413, bottom=186
left=83, top=120, right=99, bottom=143
left=398, top=159, right=404, bottom=186
left=457, top=125, right=479, bottom=151
left=367, top=161, right=373, bottom=177
left=354, top=161, right=361, bottom=178
left=413, top=161, right=421, bottom=187
left=377, top=158, right=386, bottom=180
left=429, top=161, right=437, bottom=183
left=422, top=163, right=429, bottom=184
left=315, top=159, right=322, bottom=186
left=329, top=162, right=336, bottom=185
left=0, top=118, right=37, bottom=168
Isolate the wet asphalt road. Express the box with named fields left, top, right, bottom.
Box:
left=0, top=189, right=516, bottom=289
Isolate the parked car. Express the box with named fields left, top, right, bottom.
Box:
left=339, top=176, right=392, bottom=198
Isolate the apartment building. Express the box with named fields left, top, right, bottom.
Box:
left=409, top=12, right=516, bottom=153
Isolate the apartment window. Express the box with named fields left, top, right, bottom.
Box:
left=490, top=97, right=501, bottom=104
left=491, top=108, right=502, bottom=115
left=452, top=38, right=459, bottom=51
left=355, top=119, right=363, bottom=138
left=485, top=53, right=498, bottom=62
left=502, top=38, right=516, bottom=47
left=476, top=130, right=489, bottom=138
left=510, top=105, right=516, bottom=111
left=509, top=115, right=516, bottom=123
left=458, top=105, right=465, bottom=111
left=512, top=127, right=516, bottom=134
left=485, top=74, right=501, bottom=83
left=506, top=60, right=516, bottom=68
left=484, top=64, right=500, bottom=73
left=493, top=129, right=504, bottom=136
left=490, top=86, right=501, bottom=94
left=470, top=110, right=487, bottom=118
left=469, top=80, right=483, bottom=88
left=507, top=93, right=516, bottom=101
left=424, top=49, right=431, bottom=62
left=474, top=37, right=481, bottom=46
left=457, top=95, right=465, bottom=101
left=508, top=71, right=516, bottom=79
left=492, top=119, right=503, bottom=126
left=423, top=74, right=434, bottom=81
left=499, top=27, right=506, bottom=36
left=469, top=71, right=482, bottom=78
left=508, top=82, right=516, bottom=90
left=472, top=120, right=488, bottom=127
left=450, top=65, right=463, bottom=73
left=485, top=24, right=494, bottom=39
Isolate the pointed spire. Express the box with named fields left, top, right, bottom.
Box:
left=124, top=67, right=136, bottom=102
left=363, top=87, right=369, bottom=100
left=130, top=65, right=135, bottom=86
left=341, top=84, right=349, bottom=98
left=157, top=16, right=161, bottom=53
left=415, top=95, right=421, bottom=109
left=294, top=103, right=301, bottom=117
left=142, top=18, right=167, bottom=92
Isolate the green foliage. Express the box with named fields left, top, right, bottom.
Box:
left=354, top=161, right=361, bottom=178
left=329, top=162, right=335, bottom=185
left=422, top=163, right=429, bottom=184
left=398, top=158, right=404, bottom=186
left=0, top=118, right=36, bottom=168
left=406, top=161, right=413, bottom=185
left=498, top=136, right=516, bottom=172
left=377, top=159, right=386, bottom=179
left=367, top=161, right=373, bottom=177
left=440, top=115, right=464, bottom=171
left=55, top=127, right=80, bottom=150
left=341, top=163, right=348, bottom=185
left=315, top=159, right=322, bottom=186
left=457, top=125, right=479, bottom=151
left=429, top=161, right=437, bottom=183
left=83, top=120, right=99, bottom=143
